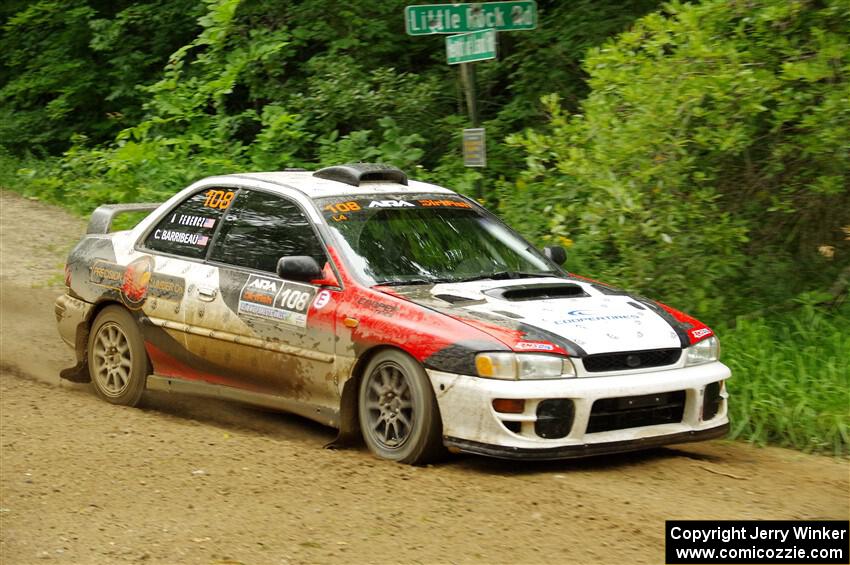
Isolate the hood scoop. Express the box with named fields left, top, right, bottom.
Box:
left=483, top=283, right=589, bottom=302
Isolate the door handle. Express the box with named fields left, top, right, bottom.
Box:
left=197, top=287, right=218, bottom=302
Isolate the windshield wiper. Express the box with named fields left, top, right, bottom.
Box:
left=374, top=272, right=558, bottom=286
left=454, top=271, right=559, bottom=282
left=373, top=278, right=439, bottom=287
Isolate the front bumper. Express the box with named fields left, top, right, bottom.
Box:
left=428, top=360, right=730, bottom=459
left=445, top=423, right=729, bottom=460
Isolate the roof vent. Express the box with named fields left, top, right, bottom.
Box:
left=313, top=163, right=408, bottom=187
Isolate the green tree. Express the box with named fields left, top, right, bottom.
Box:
left=0, top=0, right=203, bottom=154
left=506, top=0, right=850, bottom=319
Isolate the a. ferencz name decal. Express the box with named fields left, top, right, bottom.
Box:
left=237, top=274, right=317, bottom=328
left=169, top=213, right=216, bottom=229
left=89, top=256, right=185, bottom=309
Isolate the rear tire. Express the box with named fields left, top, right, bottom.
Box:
left=87, top=306, right=148, bottom=406
left=358, top=349, right=445, bottom=465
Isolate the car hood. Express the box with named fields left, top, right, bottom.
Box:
left=381, top=277, right=688, bottom=356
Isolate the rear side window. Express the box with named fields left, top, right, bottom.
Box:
left=144, top=188, right=235, bottom=259
left=209, top=189, right=327, bottom=273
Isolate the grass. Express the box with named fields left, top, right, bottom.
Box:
left=722, top=302, right=850, bottom=456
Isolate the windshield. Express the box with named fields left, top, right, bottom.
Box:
left=316, top=194, right=559, bottom=285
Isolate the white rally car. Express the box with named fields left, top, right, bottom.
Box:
left=56, top=163, right=730, bottom=464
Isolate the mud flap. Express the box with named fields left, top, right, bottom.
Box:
left=59, top=360, right=91, bottom=383
left=324, top=377, right=362, bottom=450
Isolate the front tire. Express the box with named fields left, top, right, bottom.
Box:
left=87, top=306, right=148, bottom=406
left=358, top=350, right=444, bottom=465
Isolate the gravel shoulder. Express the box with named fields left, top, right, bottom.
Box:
left=1, top=190, right=848, bottom=565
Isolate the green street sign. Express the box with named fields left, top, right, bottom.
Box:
left=405, top=1, right=537, bottom=36
left=446, top=29, right=497, bottom=65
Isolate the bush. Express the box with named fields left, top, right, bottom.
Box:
left=504, top=0, right=850, bottom=321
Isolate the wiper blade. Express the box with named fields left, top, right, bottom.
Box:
left=373, top=279, right=435, bottom=287
left=455, top=271, right=559, bottom=282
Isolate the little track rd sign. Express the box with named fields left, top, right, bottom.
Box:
left=446, top=29, right=497, bottom=64
left=405, top=1, right=537, bottom=36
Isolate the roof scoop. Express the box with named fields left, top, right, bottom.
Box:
left=483, top=283, right=589, bottom=302
left=313, top=163, right=408, bottom=187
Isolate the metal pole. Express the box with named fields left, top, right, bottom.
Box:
left=460, top=62, right=483, bottom=200
left=461, top=62, right=480, bottom=129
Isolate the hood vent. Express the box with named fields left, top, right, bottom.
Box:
left=484, top=283, right=589, bottom=302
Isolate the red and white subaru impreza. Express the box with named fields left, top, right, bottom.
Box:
left=55, top=163, right=730, bottom=464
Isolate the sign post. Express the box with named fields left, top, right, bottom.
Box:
left=405, top=1, right=538, bottom=197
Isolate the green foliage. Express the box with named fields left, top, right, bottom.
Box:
left=505, top=0, right=850, bottom=321
left=0, top=0, right=203, bottom=154
left=318, top=117, right=425, bottom=170
left=723, top=303, right=850, bottom=455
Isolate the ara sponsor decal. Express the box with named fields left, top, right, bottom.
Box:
left=515, top=341, right=555, bottom=351
left=238, top=274, right=316, bottom=327
left=313, top=290, right=331, bottom=309
left=89, top=256, right=185, bottom=309
left=242, top=276, right=278, bottom=306
left=153, top=229, right=209, bottom=247
left=321, top=196, right=474, bottom=219
left=691, top=327, right=713, bottom=340
left=368, top=200, right=415, bottom=208
left=555, top=309, right=641, bottom=325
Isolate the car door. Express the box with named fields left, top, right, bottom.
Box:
left=137, top=187, right=232, bottom=376
left=180, top=187, right=341, bottom=413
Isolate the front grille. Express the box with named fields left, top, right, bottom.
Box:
left=582, top=348, right=681, bottom=373
left=587, top=391, right=686, bottom=433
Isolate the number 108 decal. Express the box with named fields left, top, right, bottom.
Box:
left=277, top=287, right=311, bottom=313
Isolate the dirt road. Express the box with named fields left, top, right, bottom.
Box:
left=1, top=190, right=847, bottom=565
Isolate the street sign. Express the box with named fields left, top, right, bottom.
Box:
left=463, top=128, right=486, bottom=167
left=405, top=1, right=537, bottom=36
left=446, top=29, right=497, bottom=65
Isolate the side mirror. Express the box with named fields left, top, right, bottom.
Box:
left=543, top=245, right=567, bottom=266
left=276, top=256, right=322, bottom=283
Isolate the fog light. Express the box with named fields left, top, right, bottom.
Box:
left=702, top=381, right=722, bottom=421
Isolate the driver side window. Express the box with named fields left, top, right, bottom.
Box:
left=208, top=190, right=327, bottom=273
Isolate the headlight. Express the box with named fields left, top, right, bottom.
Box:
left=475, top=353, right=576, bottom=380
left=685, top=336, right=720, bottom=366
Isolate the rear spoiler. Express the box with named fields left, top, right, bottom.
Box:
left=86, top=203, right=162, bottom=234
